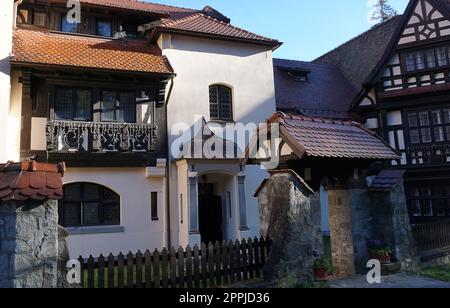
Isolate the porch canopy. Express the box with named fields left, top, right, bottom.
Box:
left=244, top=112, right=400, bottom=189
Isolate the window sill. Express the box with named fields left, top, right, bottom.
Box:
left=66, top=225, right=125, bottom=235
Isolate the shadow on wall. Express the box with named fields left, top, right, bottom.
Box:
left=168, top=35, right=267, bottom=58
left=0, top=57, right=11, bottom=77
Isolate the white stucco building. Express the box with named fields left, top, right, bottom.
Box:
left=4, top=1, right=280, bottom=258
left=154, top=17, right=279, bottom=248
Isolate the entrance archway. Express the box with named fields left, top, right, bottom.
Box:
left=197, top=172, right=236, bottom=244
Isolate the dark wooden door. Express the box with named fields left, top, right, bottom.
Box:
left=199, top=195, right=223, bottom=245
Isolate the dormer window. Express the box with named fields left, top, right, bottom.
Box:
left=277, top=65, right=311, bottom=82
left=289, top=71, right=309, bottom=82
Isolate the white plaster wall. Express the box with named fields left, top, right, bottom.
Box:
left=31, top=117, right=47, bottom=151
left=0, top=1, right=14, bottom=163
left=161, top=34, right=277, bottom=149
left=162, top=34, right=276, bottom=245
left=8, top=70, right=22, bottom=161
left=63, top=167, right=167, bottom=258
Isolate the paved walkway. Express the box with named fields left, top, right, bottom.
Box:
left=330, top=273, right=450, bottom=288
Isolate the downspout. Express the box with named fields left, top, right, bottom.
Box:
left=13, top=0, right=23, bottom=30
left=165, top=76, right=175, bottom=249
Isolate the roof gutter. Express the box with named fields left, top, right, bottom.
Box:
left=13, top=0, right=23, bottom=30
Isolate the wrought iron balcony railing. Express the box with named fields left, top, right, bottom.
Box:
left=407, top=144, right=450, bottom=166
left=46, top=121, right=158, bottom=153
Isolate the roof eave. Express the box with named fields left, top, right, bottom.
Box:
left=10, top=61, right=175, bottom=78
left=151, top=27, right=282, bottom=50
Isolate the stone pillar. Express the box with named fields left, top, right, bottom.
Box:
left=328, top=189, right=356, bottom=278
left=349, top=189, right=374, bottom=274
left=0, top=200, right=60, bottom=288
left=237, top=173, right=248, bottom=231
left=256, top=170, right=322, bottom=287
left=370, top=181, right=419, bottom=271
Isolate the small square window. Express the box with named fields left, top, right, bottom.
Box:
left=410, top=129, right=420, bottom=144
left=421, top=128, right=432, bottom=143
left=408, top=113, right=418, bottom=127
left=419, top=112, right=430, bottom=126
left=425, top=49, right=436, bottom=68
left=444, top=110, right=450, bottom=124
left=61, top=15, right=78, bottom=33
left=432, top=110, right=442, bottom=125
left=434, top=126, right=445, bottom=142
left=33, top=12, right=47, bottom=27
left=97, top=20, right=112, bottom=37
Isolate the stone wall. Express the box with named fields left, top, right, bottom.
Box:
left=370, top=182, right=419, bottom=271
left=349, top=189, right=374, bottom=274
left=0, top=200, right=67, bottom=288
left=258, top=171, right=322, bottom=287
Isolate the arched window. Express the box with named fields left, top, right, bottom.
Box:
left=209, top=85, right=233, bottom=121
left=58, top=183, right=120, bottom=227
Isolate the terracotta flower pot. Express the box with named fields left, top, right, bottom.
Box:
left=314, top=268, right=328, bottom=281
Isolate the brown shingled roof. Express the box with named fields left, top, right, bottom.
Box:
left=0, top=161, right=65, bottom=202
left=11, top=28, right=173, bottom=75
left=273, top=113, right=399, bottom=160
left=313, top=16, right=402, bottom=90
left=74, top=0, right=195, bottom=17
left=274, top=59, right=358, bottom=120
left=152, top=13, right=281, bottom=47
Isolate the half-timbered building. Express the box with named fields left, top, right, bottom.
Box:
left=276, top=0, right=450, bottom=255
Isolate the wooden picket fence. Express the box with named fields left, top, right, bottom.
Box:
left=79, top=237, right=272, bottom=288
left=412, top=219, right=450, bottom=252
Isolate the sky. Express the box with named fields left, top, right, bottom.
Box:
left=148, top=0, right=409, bottom=61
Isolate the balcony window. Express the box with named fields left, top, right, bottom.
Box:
left=61, top=14, right=78, bottom=33
left=101, top=90, right=136, bottom=123
left=97, top=19, right=112, bottom=37
left=54, top=87, right=92, bottom=121
left=59, top=183, right=120, bottom=227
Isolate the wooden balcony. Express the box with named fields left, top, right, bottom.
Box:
left=46, top=121, right=158, bottom=154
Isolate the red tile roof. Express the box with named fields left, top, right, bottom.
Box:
left=272, top=113, right=399, bottom=160
left=0, top=161, right=65, bottom=202
left=76, top=0, right=195, bottom=17
left=152, top=13, right=281, bottom=47
left=11, top=28, right=173, bottom=75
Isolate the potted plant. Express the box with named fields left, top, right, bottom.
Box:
left=313, top=258, right=330, bottom=281
left=367, top=240, right=393, bottom=264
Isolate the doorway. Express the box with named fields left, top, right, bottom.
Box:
left=198, top=183, right=224, bottom=244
